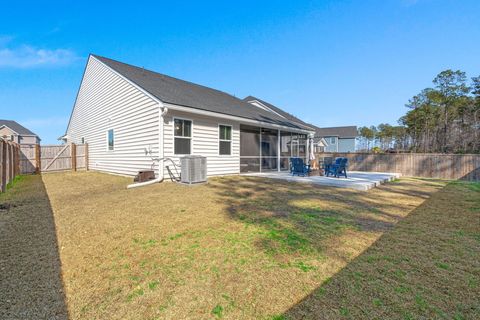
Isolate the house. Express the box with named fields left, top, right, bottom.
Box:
left=0, top=120, right=41, bottom=144
left=63, top=54, right=315, bottom=179
left=314, top=126, right=357, bottom=152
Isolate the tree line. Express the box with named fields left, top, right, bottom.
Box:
left=357, top=70, right=480, bottom=154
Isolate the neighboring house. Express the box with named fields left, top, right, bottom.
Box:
left=314, top=126, right=357, bottom=152
left=63, top=54, right=315, bottom=178
left=0, top=120, right=41, bottom=144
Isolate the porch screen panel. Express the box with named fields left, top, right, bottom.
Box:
left=280, top=131, right=292, bottom=171
left=261, top=128, right=278, bottom=171
left=240, top=125, right=260, bottom=173
left=298, top=134, right=307, bottom=159
left=291, top=134, right=299, bottom=158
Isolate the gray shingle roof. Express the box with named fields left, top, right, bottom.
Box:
left=242, top=96, right=358, bottom=139
left=314, top=126, right=358, bottom=138
left=0, top=120, right=38, bottom=136
left=92, top=55, right=312, bottom=131
left=243, top=96, right=316, bottom=130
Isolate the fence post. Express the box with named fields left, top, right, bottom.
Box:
left=8, top=142, right=14, bottom=185
left=71, top=143, right=77, bottom=171
left=84, top=143, right=89, bottom=171
left=35, top=144, right=40, bottom=174
left=15, top=143, right=20, bottom=176
left=0, top=140, right=5, bottom=192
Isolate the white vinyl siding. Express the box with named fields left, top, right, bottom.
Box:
left=66, top=56, right=160, bottom=176
left=338, top=138, right=356, bottom=152
left=163, top=110, right=240, bottom=178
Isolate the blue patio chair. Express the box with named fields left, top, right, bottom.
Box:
left=290, top=157, right=311, bottom=177
left=325, top=157, right=348, bottom=178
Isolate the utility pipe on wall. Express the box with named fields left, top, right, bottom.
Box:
left=127, top=103, right=168, bottom=189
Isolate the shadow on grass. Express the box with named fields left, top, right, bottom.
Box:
left=281, top=181, right=479, bottom=319
left=208, top=176, right=439, bottom=259
left=0, top=175, right=68, bottom=319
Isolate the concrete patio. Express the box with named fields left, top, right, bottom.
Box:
left=243, top=171, right=401, bottom=191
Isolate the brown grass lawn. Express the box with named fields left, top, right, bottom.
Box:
left=0, top=172, right=478, bottom=319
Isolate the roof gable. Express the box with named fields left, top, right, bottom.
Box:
left=243, top=96, right=316, bottom=130
left=0, top=120, right=38, bottom=136
left=92, top=55, right=312, bottom=131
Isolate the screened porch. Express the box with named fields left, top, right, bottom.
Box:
left=239, top=124, right=309, bottom=173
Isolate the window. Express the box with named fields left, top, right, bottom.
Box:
left=107, top=129, right=114, bottom=151
left=174, top=119, right=192, bottom=155
left=330, top=137, right=336, bottom=144
left=219, top=125, right=232, bottom=155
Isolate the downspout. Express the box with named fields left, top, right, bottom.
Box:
left=127, top=103, right=169, bottom=189
left=158, top=104, right=169, bottom=179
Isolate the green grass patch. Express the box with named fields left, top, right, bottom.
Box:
left=127, top=288, right=144, bottom=301
left=6, top=174, right=25, bottom=190
left=211, top=304, right=224, bottom=318
left=148, top=280, right=159, bottom=290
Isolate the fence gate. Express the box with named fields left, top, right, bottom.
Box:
left=41, top=144, right=73, bottom=172
left=17, top=143, right=88, bottom=174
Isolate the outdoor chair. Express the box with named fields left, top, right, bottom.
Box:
left=290, top=157, right=311, bottom=176
left=325, top=157, right=348, bottom=178
left=319, top=157, right=333, bottom=176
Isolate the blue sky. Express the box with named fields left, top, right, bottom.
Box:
left=1, top=0, right=479, bottom=143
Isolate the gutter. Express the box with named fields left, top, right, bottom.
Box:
left=163, top=102, right=315, bottom=135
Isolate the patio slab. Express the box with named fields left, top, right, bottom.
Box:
left=243, top=171, right=401, bottom=191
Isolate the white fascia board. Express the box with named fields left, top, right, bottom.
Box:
left=164, top=102, right=314, bottom=134
left=247, top=99, right=287, bottom=119
left=246, top=99, right=317, bottom=131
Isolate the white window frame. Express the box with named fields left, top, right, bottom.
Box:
left=218, top=124, right=233, bottom=156
left=106, top=129, right=114, bottom=151
left=173, top=117, right=193, bottom=155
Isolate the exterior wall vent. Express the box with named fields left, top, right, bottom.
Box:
left=180, top=155, right=207, bottom=184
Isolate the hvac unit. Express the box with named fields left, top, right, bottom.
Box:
left=180, top=155, right=207, bottom=184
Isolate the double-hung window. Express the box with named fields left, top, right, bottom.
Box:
left=174, top=119, right=192, bottom=155
left=219, top=125, right=232, bottom=155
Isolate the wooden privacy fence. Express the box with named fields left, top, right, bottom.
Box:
left=0, top=139, right=20, bottom=193
left=318, top=152, right=480, bottom=181
left=19, top=143, right=88, bottom=174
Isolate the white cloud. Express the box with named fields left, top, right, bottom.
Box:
left=0, top=44, right=79, bottom=68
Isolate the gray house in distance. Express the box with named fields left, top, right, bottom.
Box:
left=314, top=126, right=357, bottom=152
left=0, top=120, right=40, bottom=144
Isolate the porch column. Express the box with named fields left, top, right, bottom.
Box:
left=277, top=129, right=281, bottom=172
left=306, top=133, right=309, bottom=163
left=259, top=127, right=262, bottom=173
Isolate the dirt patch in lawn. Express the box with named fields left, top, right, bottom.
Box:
left=1, top=172, right=459, bottom=319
